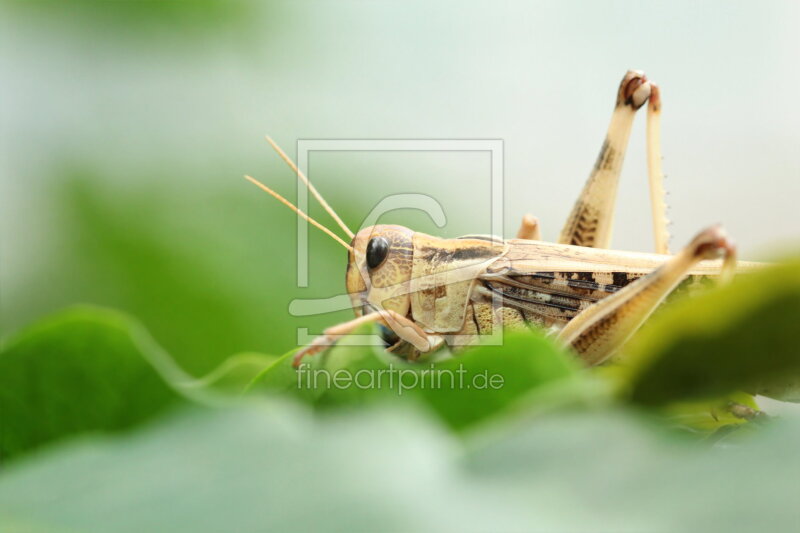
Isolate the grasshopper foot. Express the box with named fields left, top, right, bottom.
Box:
left=689, top=225, right=736, bottom=260
left=688, top=225, right=737, bottom=283
left=292, top=335, right=335, bottom=367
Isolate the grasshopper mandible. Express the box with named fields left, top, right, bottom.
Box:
left=246, top=70, right=759, bottom=368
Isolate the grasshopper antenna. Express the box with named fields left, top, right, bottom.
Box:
left=265, top=136, right=355, bottom=240
left=245, top=175, right=354, bottom=253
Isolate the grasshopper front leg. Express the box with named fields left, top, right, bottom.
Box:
left=557, top=225, right=736, bottom=365
left=292, top=309, right=432, bottom=367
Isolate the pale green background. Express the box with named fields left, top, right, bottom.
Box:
left=2, top=0, right=798, bottom=372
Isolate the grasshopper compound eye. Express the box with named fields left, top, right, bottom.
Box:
left=366, top=237, right=389, bottom=269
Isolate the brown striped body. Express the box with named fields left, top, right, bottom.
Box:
left=472, top=270, right=714, bottom=334
left=348, top=226, right=760, bottom=359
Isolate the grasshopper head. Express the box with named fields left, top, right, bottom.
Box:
left=346, top=224, right=415, bottom=318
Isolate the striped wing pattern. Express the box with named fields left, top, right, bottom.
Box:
left=480, top=270, right=643, bottom=329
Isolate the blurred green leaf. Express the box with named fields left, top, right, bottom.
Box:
left=177, top=352, right=277, bottom=395
left=619, top=260, right=800, bottom=406
left=415, top=331, right=582, bottom=430
left=7, top=175, right=356, bottom=375
left=2, top=0, right=264, bottom=38
left=251, top=327, right=583, bottom=431
left=0, top=306, right=187, bottom=463
left=2, top=403, right=800, bottom=532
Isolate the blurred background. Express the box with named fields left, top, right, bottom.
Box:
left=2, top=0, right=798, bottom=375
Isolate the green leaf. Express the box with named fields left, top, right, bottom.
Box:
left=250, top=326, right=583, bottom=430
left=0, top=306, right=188, bottom=463
left=619, top=259, right=800, bottom=406
left=653, top=392, right=762, bottom=434
left=414, top=331, right=583, bottom=430
left=176, top=352, right=277, bottom=395
left=3, top=0, right=261, bottom=38
left=1, top=403, right=800, bottom=532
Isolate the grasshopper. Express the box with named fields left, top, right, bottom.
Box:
left=246, top=70, right=759, bottom=368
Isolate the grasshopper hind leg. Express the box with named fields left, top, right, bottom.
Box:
left=644, top=83, right=671, bottom=254
left=557, top=225, right=736, bottom=365
left=558, top=70, right=669, bottom=253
